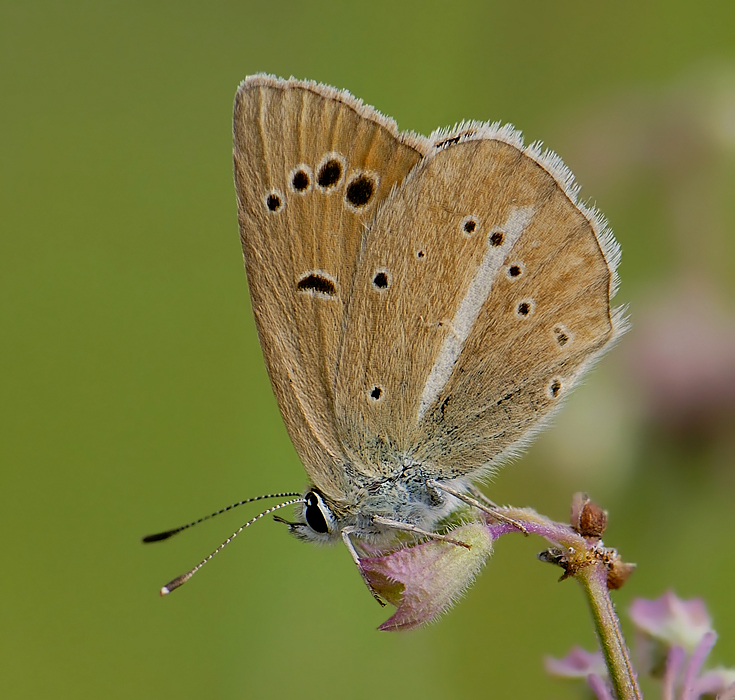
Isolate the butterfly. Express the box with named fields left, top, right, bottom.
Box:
left=146, top=74, right=622, bottom=605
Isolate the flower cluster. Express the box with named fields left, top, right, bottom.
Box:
left=547, top=591, right=735, bottom=699
left=357, top=495, right=631, bottom=631
left=356, top=495, right=733, bottom=697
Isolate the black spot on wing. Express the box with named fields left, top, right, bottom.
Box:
left=297, top=273, right=337, bottom=297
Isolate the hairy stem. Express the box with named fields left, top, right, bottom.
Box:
left=577, top=561, right=642, bottom=700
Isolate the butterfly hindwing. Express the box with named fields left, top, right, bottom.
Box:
left=334, top=127, right=621, bottom=480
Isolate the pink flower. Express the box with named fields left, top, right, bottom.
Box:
left=627, top=282, right=735, bottom=440
left=545, top=647, right=612, bottom=700
left=629, top=591, right=712, bottom=651
left=694, top=667, right=735, bottom=699
left=359, top=499, right=629, bottom=632
left=545, top=646, right=608, bottom=679
left=359, top=523, right=494, bottom=631
left=551, top=592, right=735, bottom=699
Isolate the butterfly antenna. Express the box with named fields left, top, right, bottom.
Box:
left=157, top=497, right=305, bottom=596
left=142, top=492, right=301, bottom=543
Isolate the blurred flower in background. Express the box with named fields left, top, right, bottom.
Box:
left=541, top=64, right=735, bottom=489
left=628, top=281, right=735, bottom=445
left=548, top=592, right=735, bottom=699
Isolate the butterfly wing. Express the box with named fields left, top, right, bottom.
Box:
left=233, top=75, right=430, bottom=500
left=334, top=126, right=623, bottom=480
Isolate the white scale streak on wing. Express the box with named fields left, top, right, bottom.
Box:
left=417, top=205, right=536, bottom=420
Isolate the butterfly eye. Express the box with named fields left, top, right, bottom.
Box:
left=304, top=491, right=331, bottom=534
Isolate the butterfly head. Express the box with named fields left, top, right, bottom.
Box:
left=274, top=471, right=471, bottom=548
left=274, top=488, right=340, bottom=544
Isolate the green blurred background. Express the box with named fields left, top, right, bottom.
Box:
left=3, top=1, right=735, bottom=698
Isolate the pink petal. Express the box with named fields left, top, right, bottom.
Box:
left=545, top=646, right=608, bottom=679
left=359, top=523, right=493, bottom=632
left=629, top=591, right=712, bottom=650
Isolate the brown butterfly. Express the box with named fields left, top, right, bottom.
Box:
left=146, top=75, right=623, bottom=603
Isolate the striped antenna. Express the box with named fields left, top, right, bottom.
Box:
left=142, top=492, right=301, bottom=543
left=156, top=497, right=305, bottom=596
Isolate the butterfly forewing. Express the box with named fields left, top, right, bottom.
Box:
left=334, top=132, right=621, bottom=479
left=233, top=75, right=430, bottom=500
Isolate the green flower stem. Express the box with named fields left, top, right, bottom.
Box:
left=488, top=507, right=640, bottom=698
left=577, top=561, right=641, bottom=700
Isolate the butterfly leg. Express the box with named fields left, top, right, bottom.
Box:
left=427, top=479, right=529, bottom=535
left=371, top=515, right=472, bottom=549
left=467, top=484, right=499, bottom=509
left=341, top=527, right=387, bottom=607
